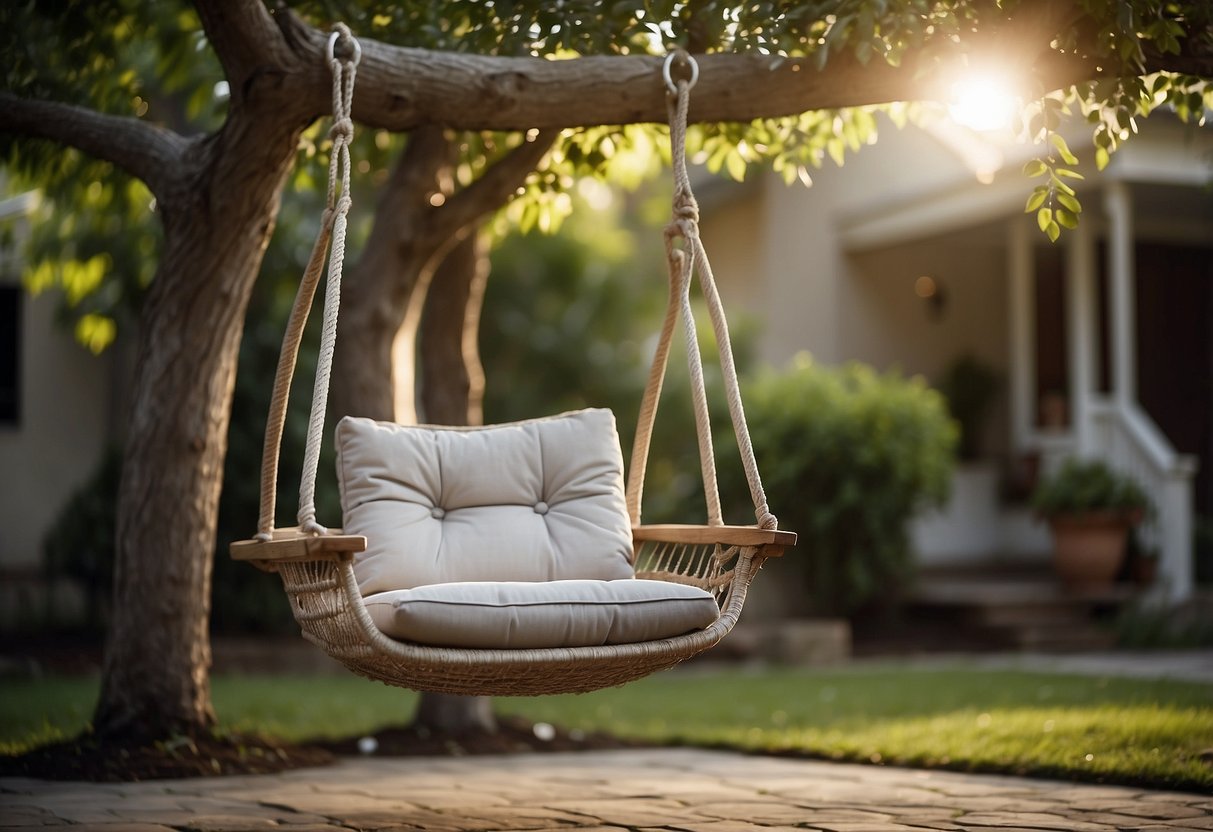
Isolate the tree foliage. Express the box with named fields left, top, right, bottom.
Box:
left=10, top=0, right=1208, bottom=355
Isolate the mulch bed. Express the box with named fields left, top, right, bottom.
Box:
left=313, top=714, right=647, bottom=758
left=0, top=717, right=643, bottom=782
left=0, top=730, right=334, bottom=782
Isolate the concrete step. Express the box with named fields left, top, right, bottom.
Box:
left=883, top=561, right=1140, bottom=655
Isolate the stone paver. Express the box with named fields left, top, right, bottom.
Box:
left=1, top=749, right=1209, bottom=831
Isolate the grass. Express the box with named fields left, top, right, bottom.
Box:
left=2, top=663, right=1211, bottom=790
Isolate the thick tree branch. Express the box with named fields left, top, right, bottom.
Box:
left=435, top=129, right=560, bottom=241
left=0, top=93, right=189, bottom=201
left=193, top=0, right=290, bottom=98
left=274, top=0, right=1206, bottom=131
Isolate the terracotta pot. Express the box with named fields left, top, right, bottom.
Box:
left=1048, top=511, right=1134, bottom=589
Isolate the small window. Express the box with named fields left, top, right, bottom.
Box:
left=0, top=284, right=19, bottom=425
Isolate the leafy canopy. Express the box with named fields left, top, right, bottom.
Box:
left=4, top=0, right=1211, bottom=350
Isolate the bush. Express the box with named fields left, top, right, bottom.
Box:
left=43, top=446, right=122, bottom=629
left=722, top=354, right=956, bottom=617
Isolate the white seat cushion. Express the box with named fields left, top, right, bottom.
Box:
left=336, top=409, right=635, bottom=596
left=363, top=579, right=720, bottom=649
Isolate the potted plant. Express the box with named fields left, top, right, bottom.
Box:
left=1030, top=458, right=1152, bottom=590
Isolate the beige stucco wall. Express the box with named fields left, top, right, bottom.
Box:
left=0, top=287, right=114, bottom=571
left=842, top=231, right=1011, bottom=459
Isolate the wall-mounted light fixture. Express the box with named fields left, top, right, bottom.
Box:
left=915, top=275, right=947, bottom=320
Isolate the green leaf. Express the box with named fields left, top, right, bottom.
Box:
left=1046, top=221, right=1061, bottom=242
left=827, top=137, right=845, bottom=167
left=1057, top=192, right=1082, bottom=214
left=1056, top=208, right=1079, bottom=229
left=1056, top=169, right=1085, bottom=180
left=1022, top=159, right=1048, bottom=178
left=1037, top=207, right=1052, bottom=233
left=1095, top=147, right=1110, bottom=170
left=1025, top=190, right=1047, bottom=213
left=725, top=150, right=747, bottom=182
left=1050, top=134, right=1079, bottom=165
left=75, top=313, right=117, bottom=354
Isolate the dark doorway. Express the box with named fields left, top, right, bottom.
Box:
left=1134, top=243, right=1213, bottom=515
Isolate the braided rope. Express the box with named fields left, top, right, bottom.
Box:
left=626, top=52, right=777, bottom=531
left=255, top=25, right=360, bottom=540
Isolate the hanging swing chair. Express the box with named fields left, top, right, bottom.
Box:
left=230, top=27, right=795, bottom=697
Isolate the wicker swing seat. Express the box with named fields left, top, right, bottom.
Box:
left=233, top=523, right=792, bottom=696
left=229, top=32, right=794, bottom=698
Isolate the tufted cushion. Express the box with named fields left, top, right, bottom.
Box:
left=336, top=409, right=636, bottom=596
left=363, top=579, right=720, bottom=649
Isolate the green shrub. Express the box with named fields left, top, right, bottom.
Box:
left=722, top=354, right=956, bottom=617
left=43, top=446, right=122, bottom=629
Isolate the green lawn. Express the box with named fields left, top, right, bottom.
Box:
left=3, top=664, right=1211, bottom=790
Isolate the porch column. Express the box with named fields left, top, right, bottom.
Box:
left=1104, top=180, right=1136, bottom=405
left=1007, top=217, right=1034, bottom=452
left=1065, top=215, right=1098, bottom=455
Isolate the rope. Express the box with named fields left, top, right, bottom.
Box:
left=255, top=25, right=360, bottom=540
left=627, top=51, right=778, bottom=531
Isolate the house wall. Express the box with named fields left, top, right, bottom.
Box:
left=0, top=289, right=114, bottom=570
left=843, top=234, right=1011, bottom=458
left=0, top=202, right=117, bottom=630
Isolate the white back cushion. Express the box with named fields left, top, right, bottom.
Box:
left=336, top=409, right=635, bottom=596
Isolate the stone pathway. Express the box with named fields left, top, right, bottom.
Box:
left=3, top=748, right=1211, bottom=831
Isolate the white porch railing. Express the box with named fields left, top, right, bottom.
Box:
left=1085, top=395, right=1198, bottom=602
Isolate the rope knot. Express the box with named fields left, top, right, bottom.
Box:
left=299, top=515, right=329, bottom=537
left=673, top=200, right=699, bottom=224
left=329, top=117, right=354, bottom=141
left=334, top=195, right=353, bottom=216
left=327, top=25, right=362, bottom=67
left=756, top=510, right=778, bottom=531
left=672, top=186, right=699, bottom=224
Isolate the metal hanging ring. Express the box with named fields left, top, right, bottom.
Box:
left=663, top=50, right=699, bottom=95
left=327, top=29, right=363, bottom=67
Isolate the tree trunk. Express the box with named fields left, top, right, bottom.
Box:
left=413, top=233, right=496, bottom=731
left=330, top=126, right=454, bottom=424
left=413, top=692, right=497, bottom=735
left=419, top=233, right=489, bottom=426
left=93, top=117, right=303, bottom=740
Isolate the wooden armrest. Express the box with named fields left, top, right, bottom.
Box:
left=230, top=526, right=367, bottom=565
left=632, top=524, right=796, bottom=554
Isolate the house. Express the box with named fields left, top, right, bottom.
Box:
left=698, top=110, right=1211, bottom=605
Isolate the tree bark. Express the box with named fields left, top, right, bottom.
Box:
left=87, top=0, right=313, bottom=739
left=271, top=0, right=1209, bottom=133
left=413, top=692, right=497, bottom=735
left=418, top=233, right=489, bottom=426
left=330, top=126, right=454, bottom=423
left=93, top=112, right=305, bottom=737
